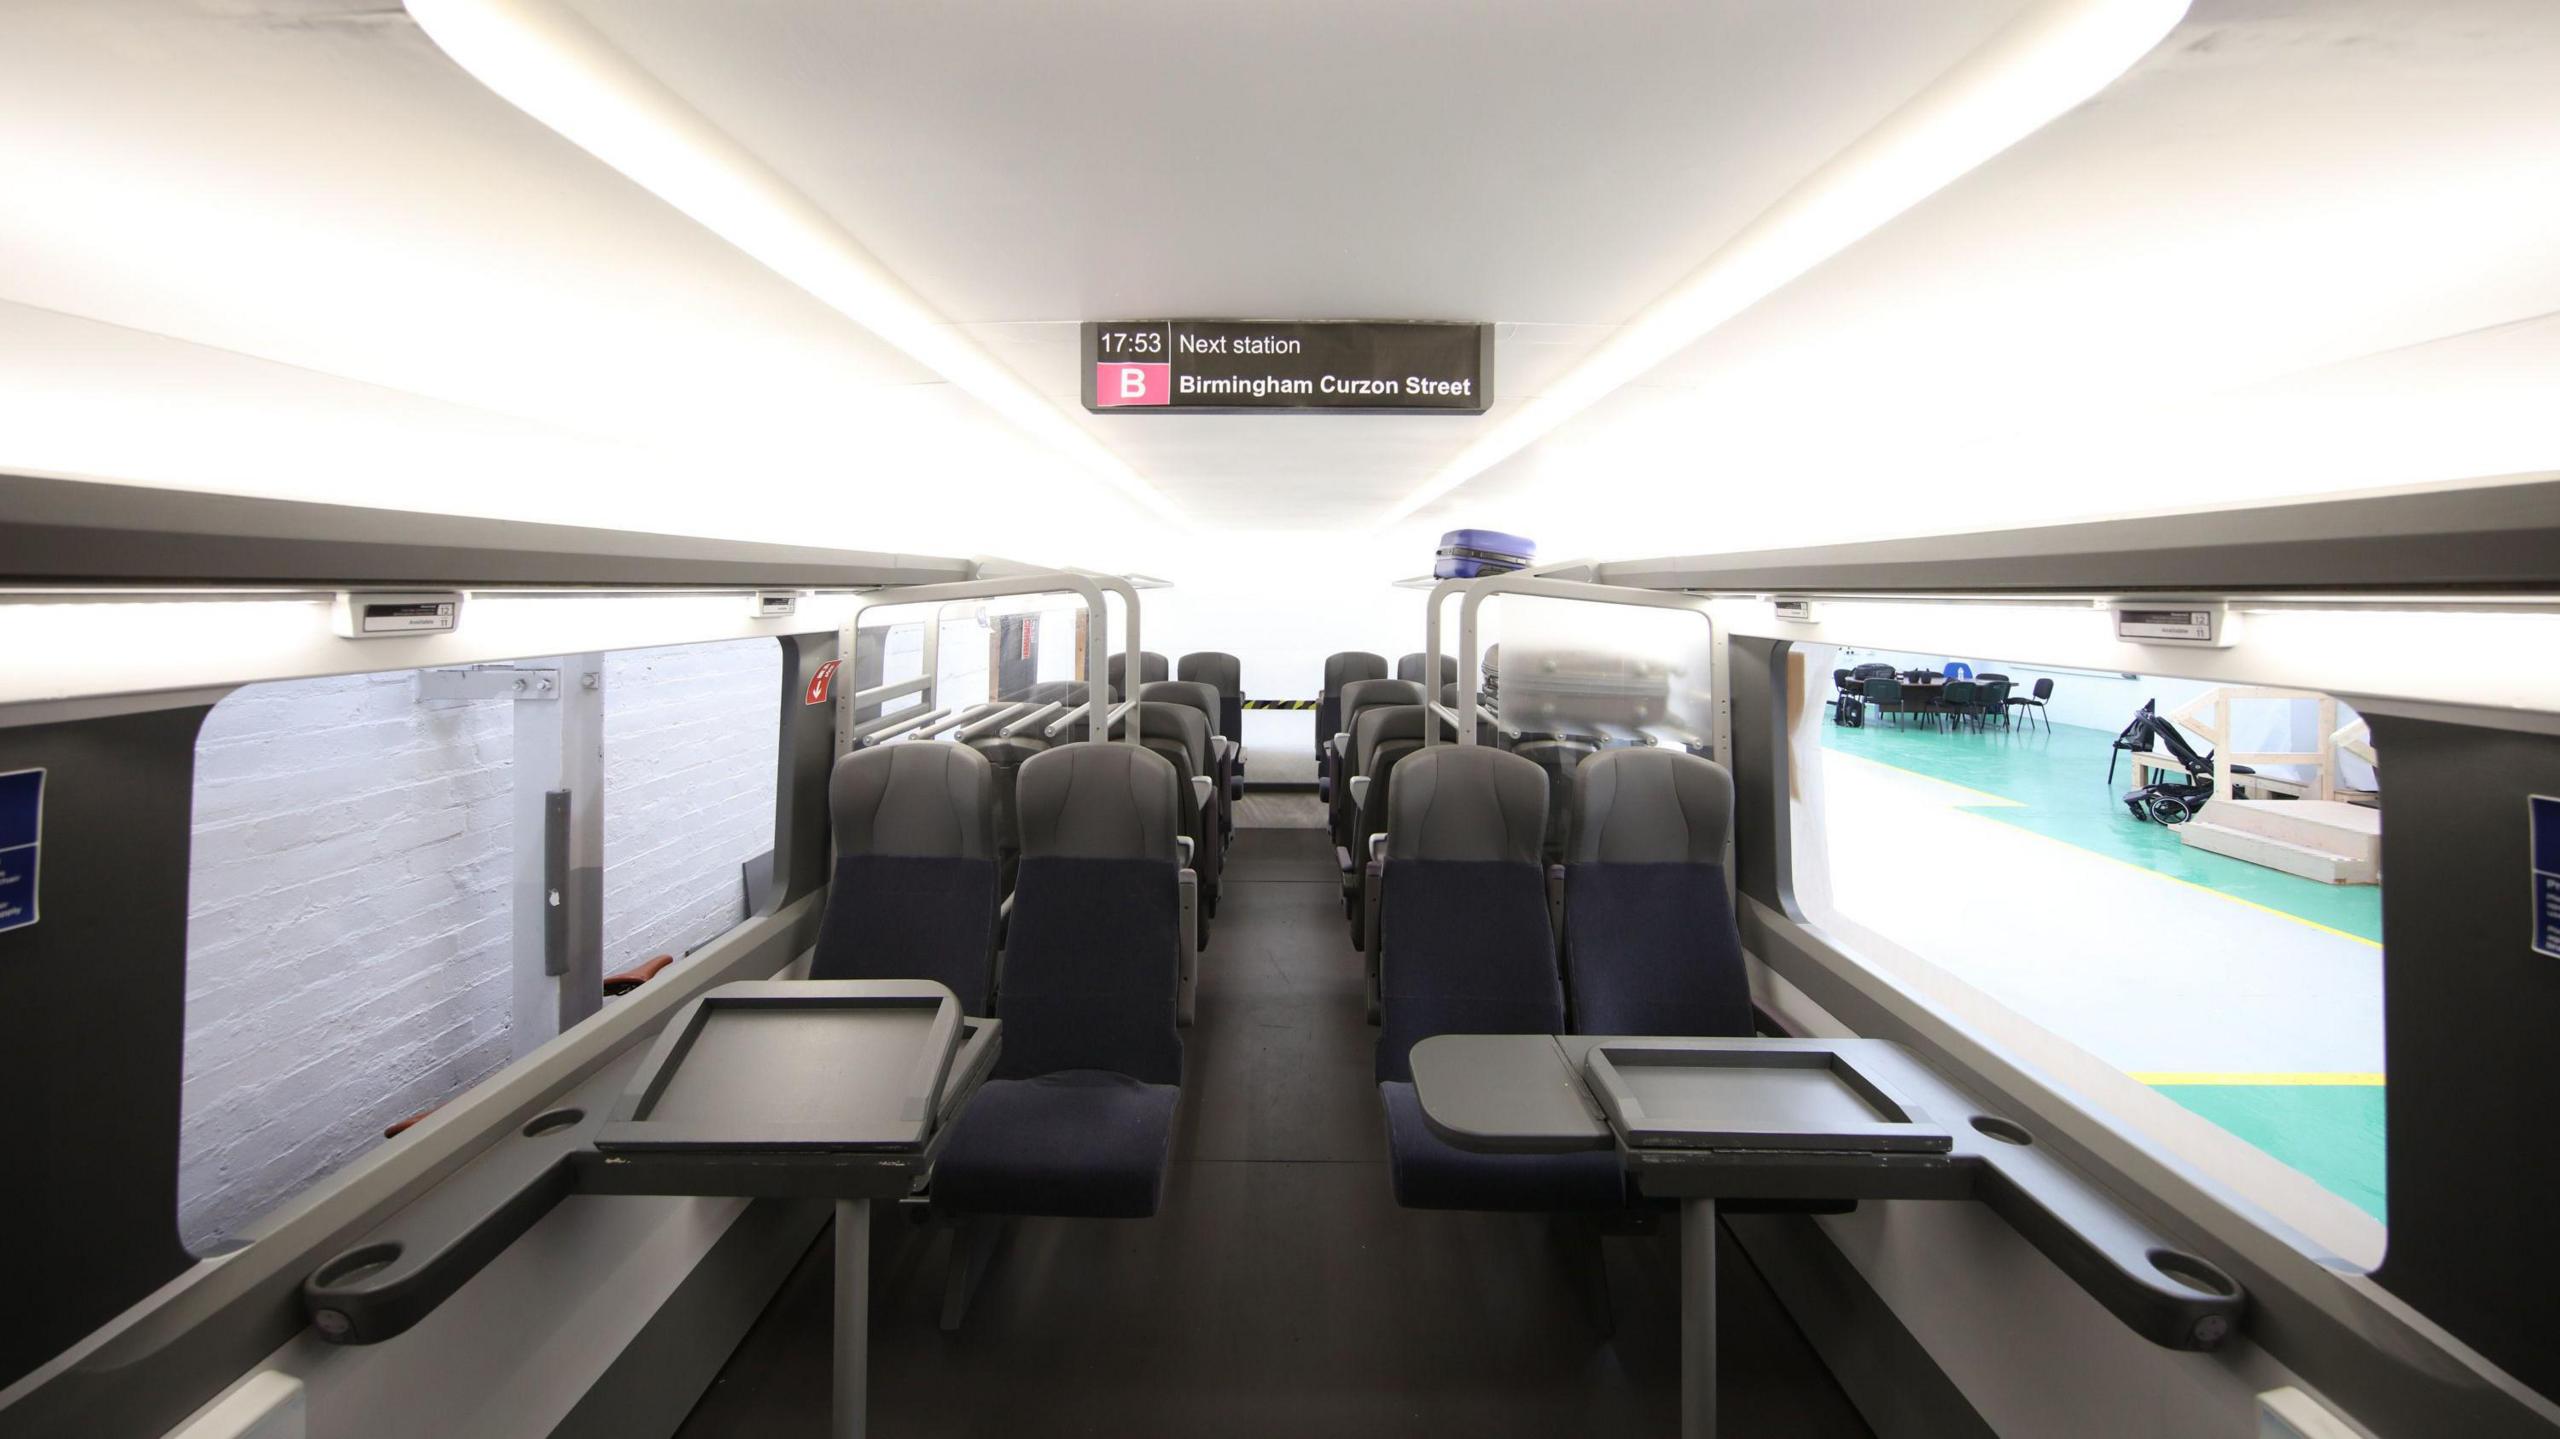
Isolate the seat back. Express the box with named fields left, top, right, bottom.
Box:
left=1026, top=680, right=1094, bottom=740
left=1111, top=701, right=1219, bottom=895
left=1106, top=651, right=1169, bottom=700
left=811, top=743, right=1000, bottom=1010
left=1375, top=746, right=1557, bottom=1082
left=1397, top=652, right=1459, bottom=686
left=1332, top=678, right=1426, bottom=835
left=2032, top=677, right=2055, bottom=701
left=1562, top=749, right=1749, bottom=1036
left=1943, top=679, right=1979, bottom=710
left=1318, top=651, right=1389, bottom=763
left=1139, top=680, right=1221, bottom=739
left=1002, top=744, right=1184, bottom=1083
left=1977, top=678, right=2011, bottom=714
left=1864, top=677, right=1903, bottom=704
left=1340, top=703, right=1445, bottom=855
left=1177, top=652, right=1245, bottom=747
left=1511, top=736, right=1600, bottom=864
left=961, top=732, right=1049, bottom=893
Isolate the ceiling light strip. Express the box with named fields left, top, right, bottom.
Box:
left=405, top=0, right=1181, bottom=523
left=1377, top=0, right=2190, bottom=527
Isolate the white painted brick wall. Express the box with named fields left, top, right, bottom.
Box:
left=179, top=640, right=781, bottom=1252
left=600, top=640, right=780, bottom=970
left=182, top=670, right=517, bottom=1250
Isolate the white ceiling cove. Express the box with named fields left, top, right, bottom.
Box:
left=3, top=0, right=2557, bottom=567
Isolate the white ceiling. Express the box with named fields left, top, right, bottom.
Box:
left=558, top=0, right=2039, bottom=528
left=3, top=0, right=2557, bottom=572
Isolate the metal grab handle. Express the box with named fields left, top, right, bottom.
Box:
left=955, top=703, right=1033, bottom=743
left=914, top=702, right=1005, bottom=741
left=1001, top=701, right=1064, bottom=738
left=860, top=707, right=947, bottom=746
left=1043, top=701, right=1092, bottom=740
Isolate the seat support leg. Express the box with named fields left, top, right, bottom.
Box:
left=1681, top=1197, right=1717, bottom=1439
left=834, top=1198, right=871, bottom=1439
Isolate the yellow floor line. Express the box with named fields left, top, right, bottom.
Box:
left=2133, top=1071, right=2385, bottom=1086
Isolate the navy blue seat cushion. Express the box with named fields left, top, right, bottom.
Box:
left=934, top=1072, right=1180, bottom=1218
left=1379, top=1082, right=1623, bottom=1212
left=1376, top=860, right=1563, bottom=1083
left=810, top=854, right=998, bottom=1011
left=997, top=856, right=1182, bottom=1085
left=1562, top=862, right=1751, bottom=1037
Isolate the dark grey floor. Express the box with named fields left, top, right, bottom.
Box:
left=677, top=827, right=1871, bottom=1438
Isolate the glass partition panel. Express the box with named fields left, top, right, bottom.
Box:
left=1484, top=592, right=1715, bottom=748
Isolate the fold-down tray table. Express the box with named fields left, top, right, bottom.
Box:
left=1410, top=1034, right=2245, bottom=1439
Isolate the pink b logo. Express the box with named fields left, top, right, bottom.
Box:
left=1096, top=363, right=1171, bottom=407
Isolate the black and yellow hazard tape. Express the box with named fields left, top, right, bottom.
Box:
left=1244, top=699, right=1317, bottom=710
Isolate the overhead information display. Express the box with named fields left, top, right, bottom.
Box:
left=1084, top=320, right=1493, bottom=414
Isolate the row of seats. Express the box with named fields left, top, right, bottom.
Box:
left=808, top=739, right=1192, bottom=1319
left=1314, top=651, right=1458, bottom=801
left=1369, top=744, right=1752, bottom=1211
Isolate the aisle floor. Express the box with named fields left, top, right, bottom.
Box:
left=677, top=826, right=1871, bottom=1438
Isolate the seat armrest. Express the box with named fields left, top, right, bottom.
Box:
left=1177, top=835, right=1195, bottom=867
left=1335, top=843, right=1356, bottom=876
left=1176, top=868, right=1200, bottom=1027
left=1369, top=832, right=1388, bottom=863
left=1362, top=857, right=1384, bottom=967
left=1331, top=733, right=1350, bottom=763
left=1192, top=774, right=1214, bottom=811
left=1348, top=775, right=1370, bottom=809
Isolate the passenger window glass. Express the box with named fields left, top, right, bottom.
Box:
left=1790, top=643, right=2385, bottom=1261
left=181, top=639, right=781, bottom=1252
left=600, top=639, right=781, bottom=973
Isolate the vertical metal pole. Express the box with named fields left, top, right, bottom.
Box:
left=833, top=1197, right=871, bottom=1439
left=555, top=656, right=606, bottom=1036
left=1681, top=1197, right=1717, bottom=1439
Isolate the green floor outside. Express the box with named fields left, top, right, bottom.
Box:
left=2152, top=1083, right=2386, bottom=1223
left=1817, top=708, right=2388, bottom=1226
left=1818, top=712, right=2382, bottom=942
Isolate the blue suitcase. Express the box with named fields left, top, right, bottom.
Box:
left=1433, top=528, right=1537, bottom=579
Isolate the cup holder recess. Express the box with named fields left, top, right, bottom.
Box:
left=522, top=1107, right=584, bottom=1138
left=2147, top=1248, right=2240, bottom=1298
left=1971, top=1115, right=2033, bottom=1146
left=310, top=1242, right=402, bottom=1292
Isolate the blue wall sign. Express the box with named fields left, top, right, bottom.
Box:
left=2534, top=794, right=2560, bottom=961
left=0, top=768, right=40, bottom=935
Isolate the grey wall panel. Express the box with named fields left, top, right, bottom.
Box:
left=1725, top=635, right=1791, bottom=914
left=0, top=474, right=971, bottom=591
left=1598, top=476, right=2560, bottom=595
left=0, top=705, right=208, bottom=1392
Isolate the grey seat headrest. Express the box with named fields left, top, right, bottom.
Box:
left=963, top=732, right=1049, bottom=766
left=1139, top=680, right=1221, bottom=733
left=1338, top=678, right=1424, bottom=736
left=1016, top=741, right=1182, bottom=860
left=1177, top=652, right=1241, bottom=697
left=1351, top=703, right=1448, bottom=775
left=1386, top=746, right=1549, bottom=864
left=1106, top=652, right=1169, bottom=690
left=829, top=743, right=995, bottom=860
left=1397, top=653, right=1459, bottom=685
left=1111, top=701, right=1210, bottom=776
left=1323, top=651, right=1389, bottom=692
left=1569, top=748, right=1734, bottom=866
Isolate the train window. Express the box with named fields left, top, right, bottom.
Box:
left=181, top=639, right=782, bottom=1251
left=599, top=639, right=781, bottom=976
left=1789, top=642, right=2385, bottom=1263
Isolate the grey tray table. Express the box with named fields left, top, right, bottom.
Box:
left=1410, top=1034, right=2245, bottom=1439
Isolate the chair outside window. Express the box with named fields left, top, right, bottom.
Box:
left=1941, top=679, right=1981, bottom=731
left=2008, top=676, right=2054, bottom=731
left=1862, top=676, right=1906, bottom=728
